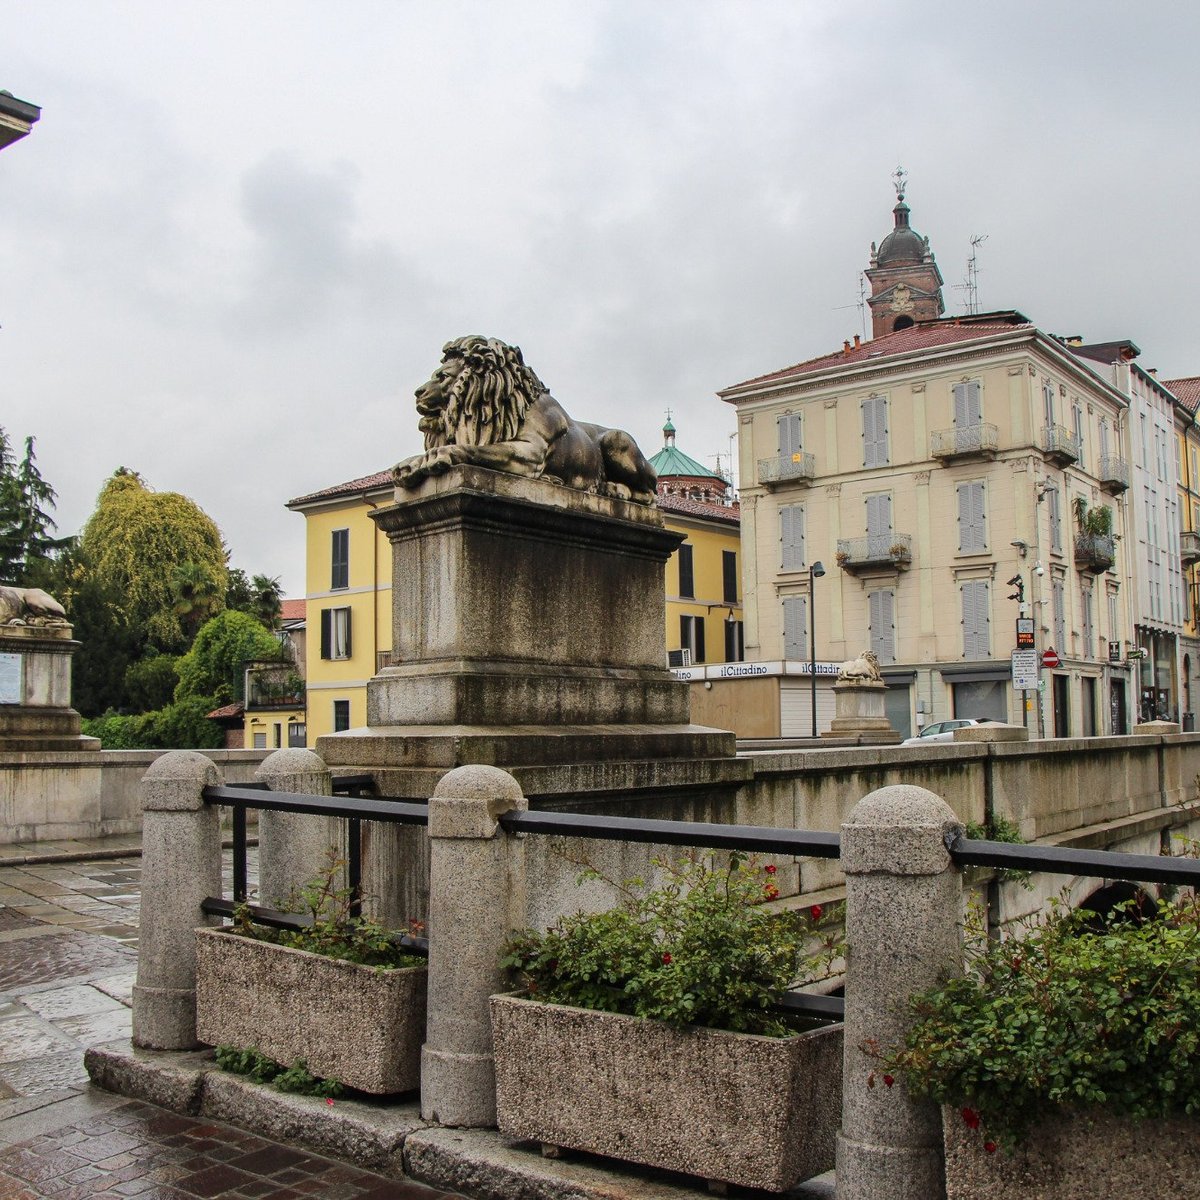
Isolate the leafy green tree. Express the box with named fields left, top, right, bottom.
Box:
left=123, top=654, right=180, bottom=713
left=225, top=568, right=253, bottom=612
left=81, top=694, right=224, bottom=750
left=78, top=469, right=229, bottom=650
left=71, top=469, right=229, bottom=713
left=175, top=609, right=283, bottom=704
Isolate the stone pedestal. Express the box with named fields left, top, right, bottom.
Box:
left=821, top=680, right=901, bottom=744
left=820, top=681, right=897, bottom=744
left=0, top=624, right=98, bottom=751
left=318, top=466, right=741, bottom=798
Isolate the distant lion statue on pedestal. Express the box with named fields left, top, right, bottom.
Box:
left=393, top=336, right=658, bottom=506
left=837, top=650, right=883, bottom=683
left=0, top=586, right=69, bottom=627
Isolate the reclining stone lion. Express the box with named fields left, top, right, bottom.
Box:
left=393, top=336, right=658, bottom=506
left=838, top=649, right=883, bottom=683
left=0, top=586, right=69, bottom=627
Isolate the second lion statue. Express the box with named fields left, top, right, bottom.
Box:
left=393, top=336, right=659, bottom=506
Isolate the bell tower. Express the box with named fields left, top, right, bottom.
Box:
left=864, top=167, right=944, bottom=339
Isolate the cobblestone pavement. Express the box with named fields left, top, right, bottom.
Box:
left=0, top=845, right=463, bottom=1198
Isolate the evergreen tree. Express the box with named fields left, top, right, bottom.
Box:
left=12, top=437, right=72, bottom=579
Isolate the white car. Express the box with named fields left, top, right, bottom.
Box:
left=901, top=718, right=999, bottom=746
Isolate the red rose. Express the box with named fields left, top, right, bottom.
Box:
left=810, top=904, right=824, bottom=921
left=764, top=864, right=777, bottom=875
left=883, top=1074, right=894, bottom=1088
left=961, top=1107, right=981, bottom=1130
left=764, top=883, right=779, bottom=899
left=661, top=952, right=672, bottom=965
left=984, top=1141, right=997, bottom=1154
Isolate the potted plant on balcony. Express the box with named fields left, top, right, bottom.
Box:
left=491, top=854, right=844, bottom=1192
left=881, top=894, right=1200, bottom=1198
left=1072, top=498, right=1116, bottom=572
left=195, top=854, right=427, bottom=1095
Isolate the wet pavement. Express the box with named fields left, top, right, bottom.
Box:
left=0, top=845, right=463, bottom=1198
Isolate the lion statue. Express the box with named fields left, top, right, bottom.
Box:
left=393, top=336, right=659, bottom=506
left=0, top=586, right=69, bottom=627
left=837, top=650, right=883, bottom=683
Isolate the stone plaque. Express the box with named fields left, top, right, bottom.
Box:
left=0, top=653, right=22, bottom=705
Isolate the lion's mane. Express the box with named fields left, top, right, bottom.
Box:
left=423, top=336, right=547, bottom=452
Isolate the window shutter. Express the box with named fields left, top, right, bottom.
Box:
left=863, top=396, right=887, bottom=467
left=722, top=550, right=738, bottom=603
left=954, top=380, right=982, bottom=426
left=343, top=609, right=352, bottom=659
left=320, top=608, right=331, bottom=660
left=866, top=493, right=892, bottom=556
left=957, top=482, right=986, bottom=552
left=962, top=581, right=989, bottom=658
left=331, top=529, right=349, bottom=590
left=677, top=544, right=694, bottom=598
left=695, top=617, right=706, bottom=664
left=778, top=413, right=802, bottom=458
left=869, top=590, right=895, bottom=664
left=783, top=596, right=807, bottom=659
left=781, top=506, right=805, bottom=571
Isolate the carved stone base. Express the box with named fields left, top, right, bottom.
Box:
left=821, top=680, right=901, bottom=744
left=0, top=626, right=97, bottom=751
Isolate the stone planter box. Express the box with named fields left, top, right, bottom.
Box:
left=490, top=993, right=843, bottom=1192
left=195, top=928, right=427, bottom=1095
left=944, top=1106, right=1200, bottom=1199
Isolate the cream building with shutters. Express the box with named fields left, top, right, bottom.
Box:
left=719, top=191, right=1141, bottom=740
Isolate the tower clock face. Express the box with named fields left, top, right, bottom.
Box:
left=890, top=284, right=913, bottom=313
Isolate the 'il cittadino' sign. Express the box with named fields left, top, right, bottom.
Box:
left=671, top=660, right=842, bottom=683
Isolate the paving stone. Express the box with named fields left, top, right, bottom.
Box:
left=0, top=1016, right=77, bottom=1063
left=23, top=985, right=126, bottom=1022
left=0, top=931, right=136, bottom=990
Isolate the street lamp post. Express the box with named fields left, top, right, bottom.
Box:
left=810, top=561, right=826, bottom=738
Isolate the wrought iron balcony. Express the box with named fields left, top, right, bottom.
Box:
left=835, top=533, right=913, bottom=574
left=1042, top=424, right=1080, bottom=467
left=1074, top=533, right=1115, bottom=574
left=930, top=423, right=999, bottom=462
left=1097, top=455, right=1129, bottom=495
left=244, top=663, right=305, bottom=710
left=1181, top=530, right=1200, bottom=567
left=758, top=452, right=817, bottom=488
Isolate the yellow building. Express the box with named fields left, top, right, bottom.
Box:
left=650, top=419, right=744, bottom=668
left=287, top=432, right=743, bottom=744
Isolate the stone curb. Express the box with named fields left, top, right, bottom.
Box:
left=83, top=1040, right=836, bottom=1198
left=0, top=835, right=256, bottom=868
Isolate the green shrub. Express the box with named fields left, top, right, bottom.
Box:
left=502, top=853, right=840, bottom=1037
left=883, top=896, right=1200, bottom=1149
left=214, top=1045, right=343, bottom=1099
left=964, top=815, right=1033, bottom=889
left=80, top=695, right=223, bottom=749
left=232, top=851, right=424, bottom=970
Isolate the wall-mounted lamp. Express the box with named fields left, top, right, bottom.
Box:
left=1010, top=539, right=1028, bottom=558
left=1036, top=482, right=1059, bottom=503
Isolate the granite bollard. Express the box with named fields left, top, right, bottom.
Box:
left=256, top=747, right=341, bottom=907
left=132, top=750, right=223, bottom=1050
left=421, top=764, right=527, bottom=1127
left=837, top=784, right=964, bottom=1200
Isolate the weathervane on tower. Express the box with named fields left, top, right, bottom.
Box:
left=892, top=164, right=907, bottom=202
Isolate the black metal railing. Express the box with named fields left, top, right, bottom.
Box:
left=202, top=777, right=428, bottom=924
left=200, top=779, right=1200, bottom=1024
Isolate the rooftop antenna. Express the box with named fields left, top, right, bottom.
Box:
left=833, top=272, right=869, bottom=339
left=953, top=234, right=988, bottom=315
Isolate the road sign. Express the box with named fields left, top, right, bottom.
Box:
left=1016, top=618, right=1035, bottom=649
left=1011, top=649, right=1039, bottom=690
left=1041, top=647, right=1061, bottom=669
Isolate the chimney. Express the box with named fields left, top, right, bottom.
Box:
left=843, top=340, right=852, bottom=355
left=853, top=334, right=861, bottom=349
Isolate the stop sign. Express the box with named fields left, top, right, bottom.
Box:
left=1041, top=647, right=1061, bottom=668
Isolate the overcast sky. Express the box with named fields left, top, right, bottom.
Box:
left=4, top=2, right=1199, bottom=598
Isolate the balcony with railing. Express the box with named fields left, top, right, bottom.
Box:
left=1097, top=454, right=1130, bottom=495
left=244, top=660, right=306, bottom=711
left=835, top=533, right=913, bottom=574
left=757, top=452, right=817, bottom=488
left=929, top=423, right=999, bottom=462
left=1074, top=533, right=1116, bottom=574
left=1181, top=530, right=1200, bottom=567
left=1042, top=424, right=1080, bottom=467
